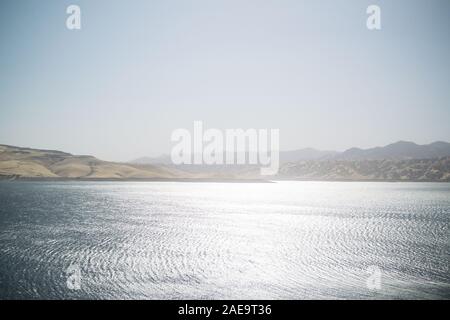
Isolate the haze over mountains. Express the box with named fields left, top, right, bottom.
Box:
left=278, top=157, right=450, bottom=182
left=132, top=141, right=450, bottom=164
left=1, top=141, right=450, bottom=181
left=131, top=148, right=338, bottom=165
left=334, top=141, right=450, bottom=161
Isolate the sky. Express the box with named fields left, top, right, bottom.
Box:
left=0, top=0, right=449, bottom=161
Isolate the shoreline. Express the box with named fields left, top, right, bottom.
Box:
left=1, top=176, right=449, bottom=183
left=0, top=176, right=274, bottom=183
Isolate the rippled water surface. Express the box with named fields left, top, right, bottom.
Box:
left=0, top=181, right=449, bottom=299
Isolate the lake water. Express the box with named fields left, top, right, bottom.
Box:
left=0, top=181, right=449, bottom=299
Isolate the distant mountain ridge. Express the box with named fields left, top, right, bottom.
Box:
left=131, top=141, right=450, bottom=164
left=130, top=149, right=337, bottom=165
left=335, top=141, right=450, bottom=160
left=132, top=154, right=172, bottom=165
left=2, top=141, right=450, bottom=181
left=278, top=157, right=450, bottom=182
left=276, top=141, right=450, bottom=181
left=280, top=148, right=338, bottom=162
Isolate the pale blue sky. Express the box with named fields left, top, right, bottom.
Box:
left=1, top=0, right=449, bottom=161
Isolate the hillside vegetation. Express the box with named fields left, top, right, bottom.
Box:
left=278, top=157, right=450, bottom=181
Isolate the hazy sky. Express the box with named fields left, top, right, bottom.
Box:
left=1, top=0, right=449, bottom=161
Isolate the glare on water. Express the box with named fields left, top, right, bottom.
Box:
left=0, top=181, right=449, bottom=299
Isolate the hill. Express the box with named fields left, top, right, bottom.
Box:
left=0, top=144, right=183, bottom=180
left=2, top=142, right=450, bottom=181
left=278, top=157, right=450, bottom=181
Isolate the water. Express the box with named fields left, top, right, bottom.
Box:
left=0, top=181, right=449, bottom=299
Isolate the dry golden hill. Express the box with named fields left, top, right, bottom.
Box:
left=0, top=144, right=188, bottom=180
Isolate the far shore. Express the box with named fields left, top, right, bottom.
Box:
left=0, top=176, right=274, bottom=183
left=1, top=176, right=449, bottom=183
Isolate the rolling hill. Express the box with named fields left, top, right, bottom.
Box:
left=2, top=141, right=450, bottom=181
left=278, top=157, right=450, bottom=181
left=0, top=144, right=184, bottom=180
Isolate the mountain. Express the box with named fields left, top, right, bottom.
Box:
left=131, top=154, right=172, bottom=165
left=0, top=144, right=184, bottom=180
left=277, top=157, right=450, bottom=181
left=280, top=148, right=338, bottom=162
left=336, top=141, right=450, bottom=160
left=130, top=148, right=338, bottom=165
left=276, top=141, right=450, bottom=181
left=2, top=141, right=450, bottom=181
left=131, top=141, right=450, bottom=165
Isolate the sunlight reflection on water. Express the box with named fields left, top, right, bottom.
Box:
left=0, top=181, right=449, bottom=299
